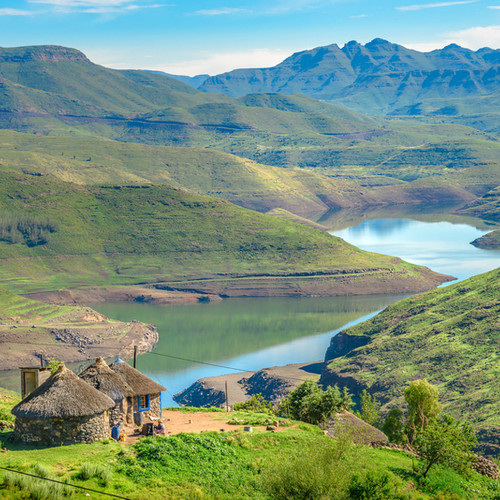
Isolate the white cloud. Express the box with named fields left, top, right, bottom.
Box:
left=28, top=0, right=168, bottom=15
left=118, top=48, right=292, bottom=76
left=0, top=8, right=35, bottom=16
left=397, top=1, right=476, bottom=11
left=488, top=5, right=500, bottom=7
left=193, top=8, right=251, bottom=16
left=349, top=13, right=368, bottom=18
left=403, top=25, right=500, bottom=52
left=444, top=25, right=500, bottom=49
left=29, top=0, right=135, bottom=5
left=83, top=3, right=165, bottom=13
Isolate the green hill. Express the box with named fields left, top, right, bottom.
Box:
left=320, top=267, right=500, bottom=451
left=0, top=130, right=377, bottom=216
left=0, top=169, right=449, bottom=296
left=1, top=44, right=500, bottom=199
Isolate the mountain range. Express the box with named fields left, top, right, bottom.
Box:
left=197, top=39, right=500, bottom=118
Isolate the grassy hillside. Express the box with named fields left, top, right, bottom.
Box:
left=2, top=45, right=500, bottom=201
left=0, top=130, right=377, bottom=215
left=0, top=406, right=498, bottom=499
left=0, top=169, right=448, bottom=296
left=320, top=267, right=500, bottom=437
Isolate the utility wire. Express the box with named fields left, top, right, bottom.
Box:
left=0, top=466, right=131, bottom=499
left=1, top=340, right=315, bottom=384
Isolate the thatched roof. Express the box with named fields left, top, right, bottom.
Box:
left=79, top=357, right=134, bottom=402
left=12, top=364, right=115, bottom=419
left=322, top=410, right=389, bottom=445
left=109, top=360, right=165, bottom=396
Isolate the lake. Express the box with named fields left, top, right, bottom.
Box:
left=92, top=216, right=500, bottom=406
left=1, top=214, right=499, bottom=401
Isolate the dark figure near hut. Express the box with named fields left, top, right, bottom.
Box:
left=11, top=364, right=114, bottom=446
left=79, top=357, right=135, bottom=426
left=155, top=420, right=166, bottom=435
left=109, top=359, right=165, bottom=425
left=111, top=423, right=121, bottom=441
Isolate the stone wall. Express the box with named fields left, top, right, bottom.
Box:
left=14, top=412, right=110, bottom=446
left=132, top=393, right=162, bottom=421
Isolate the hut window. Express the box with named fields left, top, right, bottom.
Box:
left=138, top=395, right=150, bottom=411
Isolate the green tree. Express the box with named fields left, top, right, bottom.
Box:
left=382, top=408, right=405, bottom=444
left=415, top=415, right=477, bottom=478
left=404, top=379, right=442, bottom=445
left=282, top=380, right=352, bottom=424
left=356, top=389, right=381, bottom=427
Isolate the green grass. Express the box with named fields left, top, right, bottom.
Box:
left=0, top=411, right=498, bottom=499
left=321, top=267, right=500, bottom=437
left=0, top=169, right=442, bottom=295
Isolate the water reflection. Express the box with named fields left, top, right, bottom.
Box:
left=331, top=219, right=500, bottom=282
left=92, top=295, right=406, bottom=406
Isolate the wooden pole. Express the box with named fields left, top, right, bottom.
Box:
left=133, top=345, right=138, bottom=369
left=40, top=355, right=43, bottom=368
left=225, top=380, right=229, bottom=413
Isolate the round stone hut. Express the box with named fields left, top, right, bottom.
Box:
left=11, top=364, right=115, bottom=446
left=110, top=359, right=165, bottom=424
left=79, top=357, right=135, bottom=425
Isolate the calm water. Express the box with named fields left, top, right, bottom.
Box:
left=2, top=216, right=500, bottom=403
left=331, top=219, right=500, bottom=282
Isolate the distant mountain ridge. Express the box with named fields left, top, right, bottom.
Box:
left=199, top=39, right=500, bottom=114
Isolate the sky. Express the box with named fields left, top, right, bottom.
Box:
left=1, top=0, right=500, bottom=75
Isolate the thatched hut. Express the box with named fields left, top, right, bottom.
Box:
left=109, top=359, right=165, bottom=423
left=11, top=364, right=115, bottom=446
left=322, top=410, right=389, bottom=445
left=79, top=357, right=135, bottom=425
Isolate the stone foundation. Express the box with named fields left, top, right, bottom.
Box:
left=14, top=412, right=110, bottom=446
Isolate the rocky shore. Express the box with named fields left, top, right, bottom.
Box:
left=174, top=362, right=323, bottom=408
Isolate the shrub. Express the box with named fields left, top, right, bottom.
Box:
left=0, top=215, right=57, bottom=247
left=263, top=438, right=354, bottom=499
left=348, top=470, right=408, bottom=499
left=233, top=394, right=273, bottom=413
left=280, top=380, right=352, bottom=424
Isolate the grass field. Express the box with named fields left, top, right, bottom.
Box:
left=0, top=396, right=498, bottom=499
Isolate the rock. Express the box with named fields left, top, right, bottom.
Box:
left=266, top=425, right=277, bottom=431
left=471, top=455, right=499, bottom=479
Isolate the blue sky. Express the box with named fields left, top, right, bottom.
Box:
left=1, top=0, right=500, bottom=75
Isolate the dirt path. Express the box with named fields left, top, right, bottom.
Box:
left=123, top=409, right=286, bottom=443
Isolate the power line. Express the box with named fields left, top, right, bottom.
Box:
left=1, top=340, right=314, bottom=384
left=0, top=466, right=131, bottom=499
left=144, top=351, right=312, bottom=384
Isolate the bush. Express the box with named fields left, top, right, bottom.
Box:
left=348, top=470, right=408, bottom=499
left=233, top=394, right=273, bottom=413
left=263, top=438, right=354, bottom=499
left=280, top=380, right=352, bottom=424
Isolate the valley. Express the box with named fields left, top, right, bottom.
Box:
left=1, top=36, right=500, bottom=498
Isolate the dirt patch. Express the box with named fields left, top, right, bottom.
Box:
left=123, top=409, right=290, bottom=443
left=0, top=314, right=158, bottom=371
left=24, top=286, right=222, bottom=306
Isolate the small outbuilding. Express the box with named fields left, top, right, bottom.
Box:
left=109, top=359, right=165, bottom=424
left=79, top=357, right=135, bottom=426
left=11, top=364, right=115, bottom=446
left=322, top=410, right=389, bottom=446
